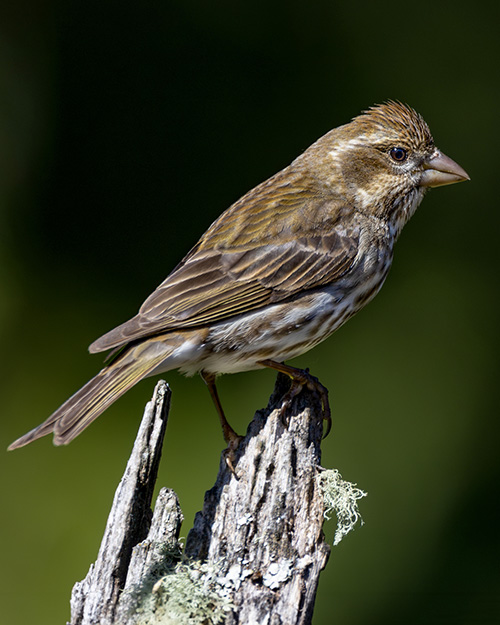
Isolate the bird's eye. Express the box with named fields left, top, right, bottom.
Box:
left=389, top=147, right=408, bottom=162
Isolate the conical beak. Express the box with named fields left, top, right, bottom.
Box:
left=421, top=150, right=470, bottom=188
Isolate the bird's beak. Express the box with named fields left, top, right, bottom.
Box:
left=421, top=150, right=470, bottom=188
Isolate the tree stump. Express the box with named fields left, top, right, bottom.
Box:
left=69, top=375, right=366, bottom=625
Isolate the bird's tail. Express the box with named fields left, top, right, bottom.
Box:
left=8, top=342, right=170, bottom=450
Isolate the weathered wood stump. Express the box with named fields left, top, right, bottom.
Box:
left=69, top=375, right=366, bottom=625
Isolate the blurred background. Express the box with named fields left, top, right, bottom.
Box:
left=1, top=1, right=498, bottom=624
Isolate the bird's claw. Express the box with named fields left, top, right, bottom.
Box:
left=274, top=367, right=332, bottom=438
left=223, top=434, right=243, bottom=477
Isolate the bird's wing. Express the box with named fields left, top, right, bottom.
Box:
left=90, top=171, right=359, bottom=353
left=90, top=229, right=358, bottom=353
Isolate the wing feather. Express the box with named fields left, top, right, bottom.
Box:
left=89, top=169, right=360, bottom=353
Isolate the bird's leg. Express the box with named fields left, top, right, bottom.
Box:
left=201, top=371, right=242, bottom=473
left=258, top=359, right=332, bottom=438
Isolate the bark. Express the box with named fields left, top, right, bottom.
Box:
left=69, top=374, right=335, bottom=625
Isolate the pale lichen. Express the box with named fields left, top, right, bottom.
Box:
left=133, top=558, right=234, bottom=625
left=316, top=468, right=367, bottom=546
left=262, top=560, right=292, bottom=589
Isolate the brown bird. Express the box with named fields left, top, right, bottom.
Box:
left=9, top=101, right=469, bottom=453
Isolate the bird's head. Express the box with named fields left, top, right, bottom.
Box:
left=304, top=101, right=469, bottom=236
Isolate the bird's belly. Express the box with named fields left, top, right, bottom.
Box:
left=180, top=269, right=387, bottom=376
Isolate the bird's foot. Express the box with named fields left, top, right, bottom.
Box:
left=222, top=433, right=244, bottom=477
left=259, top=360, right=332, bottom=437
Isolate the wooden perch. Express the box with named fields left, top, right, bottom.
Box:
left=70, top=381, right=175, bottom=625
left=69, top=374, right=345, bottom=625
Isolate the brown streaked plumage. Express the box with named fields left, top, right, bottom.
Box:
left=8, top=101, right=469, bottom=452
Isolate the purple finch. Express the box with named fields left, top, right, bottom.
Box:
left=9, top=101, right=469, bottom=452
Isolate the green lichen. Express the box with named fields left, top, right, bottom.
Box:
left=133, top=558, right=234, bottom=625
left=316, top=468, right=367, bottom=546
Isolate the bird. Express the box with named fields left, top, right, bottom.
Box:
left=8, top=101, right=469, bottom=453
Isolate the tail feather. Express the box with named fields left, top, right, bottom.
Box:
left=8, top=346, right=168, bottom=450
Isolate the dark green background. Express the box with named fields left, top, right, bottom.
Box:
left=1, top=2, right=498, bottom=624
